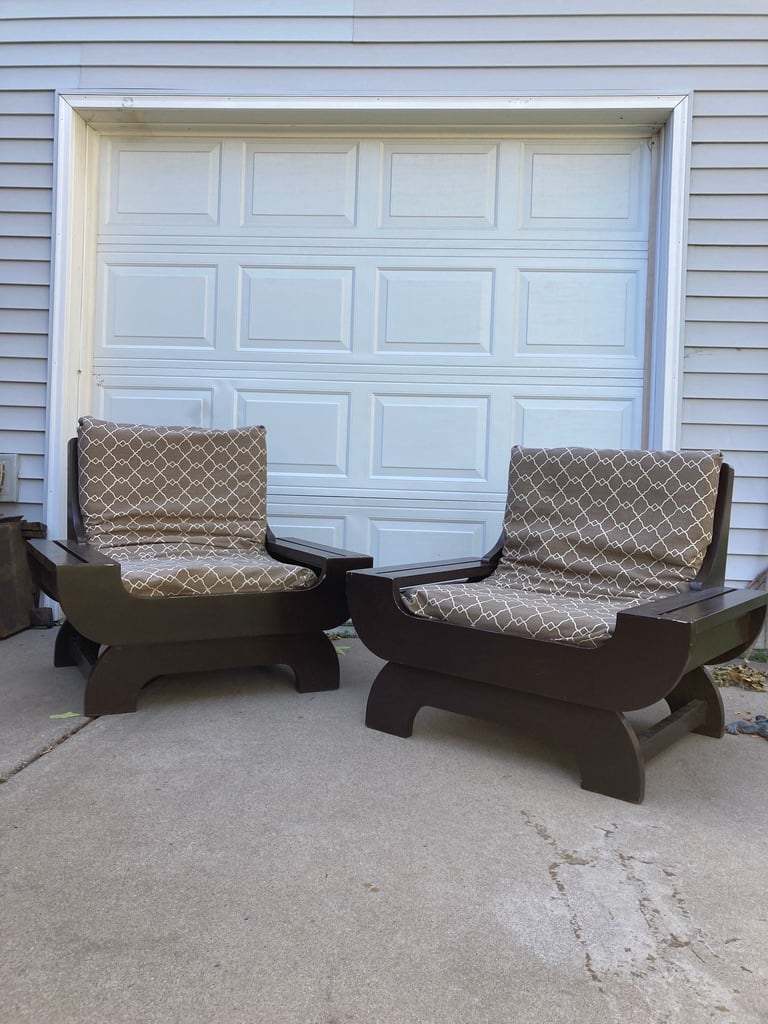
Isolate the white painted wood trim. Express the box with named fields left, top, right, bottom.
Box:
left=58, top=93, right=687, bottom=115
left=47, top=96, right=81, bottom=537
left=48, top=98, right=100, bottom=537
left=657, top=96, right=691, bottom=450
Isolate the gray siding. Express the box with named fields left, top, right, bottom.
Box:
left=0, top=2, right=766, bottom=584
left=0, top=89, right=54, bottom=518
left=685, top=87, right=768, bottom=586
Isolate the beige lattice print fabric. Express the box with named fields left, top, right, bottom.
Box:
left=77, top=417, right=316, bottom=597
left=403, top=447, right=723, bottom=647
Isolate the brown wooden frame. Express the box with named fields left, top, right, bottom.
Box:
left=347, top=462, right=768, bottom=803
left=28, top=438, right=372, bottom=715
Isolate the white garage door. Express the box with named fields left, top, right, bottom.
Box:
left=91, top=131, right=652, bottom=563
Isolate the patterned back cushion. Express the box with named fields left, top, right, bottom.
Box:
left=77, top=418, right=268, bottom=552
left=497, top=447, right=723, bottom=600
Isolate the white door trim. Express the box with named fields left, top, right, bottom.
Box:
left=48, top=92, right=691, bottom=535
left=648, top=94, right=691, bottom=450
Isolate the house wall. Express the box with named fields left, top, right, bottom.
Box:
left=0, top=0, right=766, bottom=585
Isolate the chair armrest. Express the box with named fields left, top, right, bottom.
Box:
left=53, top=538, right=122, bottom=566
left=347, top=558, right=496, bottom=652
left=616, top=586, right=768, bottom=672
left=26, top=538, right=122, bottom=604
left=27, top=537, right=118, bottom=568
left=266, top=535, right=372, bottom=573
left=618, top=586, right=768, bottom=626
left=349, top=557, right=495, bottom=590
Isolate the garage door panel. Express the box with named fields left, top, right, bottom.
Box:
left=372, top=393, right=491, bottom=482
left=513, top=394, right=641, bottom=448
left=99, top=262, right=218, bottom=350
left=521, top=140, right=650, bottom=238
left=236, top=389, right=350, bottom=478
left=102, top=139, right=222, bottom=228
left=375, top=267, right=494, bottom=354
left=517, top=266, right=645, bottom=362
left=244, top=140, right=358, bottom=228
left=99, top=136, right=651, bottom=242
left=90, top=252, right=645, bottom=368
left=369, top=515, right=489, bottom=565
left=266, top=512, right=348, bottom=551
left=239, top=265, right=354, bottom=352
left=379, top=141, right=499, bottom=229
left=97, top=385, right=214, bottom=428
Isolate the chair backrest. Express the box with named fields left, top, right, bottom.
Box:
left=73, top=417, right=268, bottom=552
left=497, top=447, right=724, bottom=600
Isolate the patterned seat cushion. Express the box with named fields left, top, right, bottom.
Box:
left=403, top=580, right=640, bottom=648
left=76, top=418, right=316, bottom=596
left=403, top=447, right=723, bottom=647
left=104, top=543, right=315, bottom=598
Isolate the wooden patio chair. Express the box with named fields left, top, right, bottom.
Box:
left=28, top=417, right=371, bottom=715
left=347, top=447, right=768, bottom=802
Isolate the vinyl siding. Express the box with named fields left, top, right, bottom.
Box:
left=685, top=87, right=768, bottom=587
left=0, top=89, right=54, bottom=517
left=0, top=3, right=765, bottom=587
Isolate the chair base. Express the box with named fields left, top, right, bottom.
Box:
left=347, top=553, right=766, bottom=803
left=57, top=620, right=340, bottom=716
left=29, top=530, right=372, bottom=716
left=365, top=661, right=725, bottom=804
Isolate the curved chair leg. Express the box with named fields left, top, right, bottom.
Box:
left=575, top=710, right=645, bottom=804
left=666, top=665, right=724, bottom=738
left=84, top=645, right=154, bottom=716
left=444, top=675, right=647, bottom=803
left=289, top=631, right=340, bottom=693
left=53, top=620, right=78, bottom=666
left=365, top=662, right=426, bottom=736
left=54, top=619, right=100, bottom=668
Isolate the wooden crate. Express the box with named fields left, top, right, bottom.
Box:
left=0, top=517, right=50, bottom=637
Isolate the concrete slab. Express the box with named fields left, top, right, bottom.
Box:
left=1, top=630, right=767, bottom=1024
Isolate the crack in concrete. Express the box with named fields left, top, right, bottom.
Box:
left=498, top=811, right=763, bottom=1022
left=523, top=812, right=604, bottom=988
left=0, top=718, right=94, bottom=784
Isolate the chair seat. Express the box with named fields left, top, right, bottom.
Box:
left=102, top=543, right=317, bottom=597
left=402, top=579, right=655, bottom=647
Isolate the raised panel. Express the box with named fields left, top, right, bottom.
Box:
left=376, top=268, right=494, bottom=354
left=521, top=141, right=648, bottom=234
left=236, top=390, right=350, bottom=477
left=104, top=140, right=220, bottom=225
left=380, top=142, right=498, bottom=229
left=518, top=268, right=642, bottom=359
left=372, top=394, right=489, bottom=481
left=267, top=513, right=347, bottom=549
left=239, top=266, right=353, bottom=351
left=369, top=516, right=488, bottom=565
left=514, top=396, right=640, bottom=448
left=97, top=387, right=212, bottom=427
left=102, top=264, right=216, bottom=348
left=244, top=141, right=357, bottom=226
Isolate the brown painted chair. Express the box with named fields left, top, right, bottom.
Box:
left=347, top=447, right=768, bottom=803
left=28, top=417, right=371, bottom=715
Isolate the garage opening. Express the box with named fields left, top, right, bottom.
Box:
left=50, top=96, right=690, bottom=562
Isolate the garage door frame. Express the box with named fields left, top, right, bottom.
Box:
left=47, top=92, right=691, bottom=536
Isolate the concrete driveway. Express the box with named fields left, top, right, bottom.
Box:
left=1, top=626, right=767, bottom=1024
